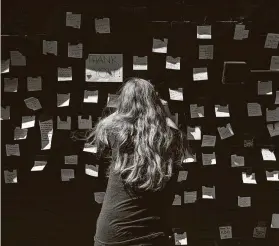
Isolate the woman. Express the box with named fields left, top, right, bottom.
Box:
left=82, top=78, right=186, bottom=246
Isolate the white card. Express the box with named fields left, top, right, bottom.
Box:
left=61, top=169, right=75, bottom=181
left=184, top=191, right=197, bottom=204
left=231, top=154, right=245, bottom=167
left=39, top=119, right=53, bottom=150
left=177, top=170, right=188, bottom=182
left=95, top=18, right=110, bottom=33
left=133, top=56, right=148, bottom=70
left=78, top=116, right=92, bottom=129
left=4, top=78, right=18, bottom=92
left=1, top=106, right=10, bottom=120
left=202, top=152, right=216, bottom=165
left=31, top=161, right=47, bottom=171
left=4, top=170, right=18, bottom=183
left=202, top=135, right=216, bottom=147
left=264, top=33, right=279, bottom=49
left=193, top=67, right=208, bottom=81
left=218, top=123, right=234, bottom=140
left=152, top=38, right=168, bottom=53
left=266, top=171, right=279, bottom=181
left=1, top=59, right=10, bottom=73
left=65, top=155, right=78, bottom=165
left=66, top=12, right=81, bottom=29
left=261, top=148, right=276, bottom=161
left=6, top=144, right=20, bottom=156
left=266, top=107, right=279, bottom=122
left=247, top=103, right=262, bottom=116
left=242, top=172, right=257, bottom=184
left=68, top=43, right=83, bottom=58
left=258, top=81, right=272, bottom=95
left=57, top=93, right=70, bottom=107
left=166, top=56, right=181, bottom=70
left=22, top=116, right=35, bottom=129
left=270, top=56, right=279, bottom=71
left=202, top=186, right=216, bottom=199
left=190, top=104, right=204, bottom=118
left=10, top=51, right=26, bottom=66
left=197, top=25, right=211, bottom=39
left=57, top=116, right=71, bottom=130
left=43, top=40, right=57, bottom=56
left=83, top=143, right=97, bottom=153
left=187, top=126, right=201, bottom=140
left=238, top=196, right=251, bottom=207
left=14, top=127, right=28, bottom=140
left=215, top=105, right=230, bottom=117
left=84, top=90, right=98, bottom=103
left=169, top=88, right=183, bottom=101
left=24, top=97, right=42, bottom=111
left=58, top=67, right=72, bottom=81
left=27, top=76, right=42, bottom=91
left=85, top=164, right=99, bottom=177
left=219, top=226, right=232, bottom=239
left=199, top=45, right=214, bottom=59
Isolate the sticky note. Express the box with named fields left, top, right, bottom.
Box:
left=253, top=225, right=267, bottom=238
left=267, top=122, right=279, bottom=137
left=10, top=51, right=26, bottom=66
left=261, top=148, right=276, bottom=161
left=187, top=126, right=201, bottom=140
left=202, top=135, right=216, bottom=147
left=31, top=161, right=47, bottom=171
left=202, top=186, right=216, bottom=199
left=184, top=191, right=197, bottom=204
left=68, top=43, right=83, bottom=58
left=4, top=78, right=18, bottom=92
left=266, top=107, right=279, bottom=122
left=166, top=56, right=181, bottom=70
left=193, top=67, right=208, bottom=81
left=169, top=88, right=183, bottom=101
left=183, top=149, right=197, bottom=163
left=238, top=196, right=251, bottom=207
left=231, top=154, right=245, bottom=167
left=202, top=152, right=216, bottom=166
left=174, top=232, right=187, bottom=245
left=57, top=116, right=71, bottom=130
left=24, top=97, right=42, bottom=111
left=1, top=59, right=10, bottom=73
left=218, top=123, right=234, bottom=140
left=258, top=81, right=272, bottom=95
left=22, top=116, right=35, bottom=129
left=133, top=56, right=148, bottom=70
left=266, top=171, right=279, bottom=181
left=43, top=40, right=57, bottom=56
left=199, top=45, right=214, bottom=59
left=247, top=103, right=262, bottom=116
left=66, top=12, right=81, bottom=29
left=197, top=25, right=211, bottom=39
left=234, top=24, right=247, bottom=40
left=64, top=155, right=78, bottom=165
left=27, top=76, right=42, bottom=91
left=270, top=56, right=279, bottom=71
left=58, top=67, right=72, bottom=81
left=152, top=38, right=168, bottom=53
left=61, top=169, right=75, bottom=181
left=84, top=90, right=98, bottom=103
left=39, top=119, right=53, bottom=150
left=264, top=33, right=279, bottom=49
left=57, top=93, right=70, bottom=107
left=271, top=214, right=279, bottom=228
left=107, top=93, right=119, bottom=108
left=172, top=194, right=182, bottom=205
left=215, top=105, right=230, bottom=117
left=85, top=164, right=99, bottom=177
left=242, top=172, right=257, bottom=184
left=95, top=18, right=110, bottom=33
left=14, top=127, right=28, bottom=140
left=219, top=226, right=232, bottom=239
left=1, top=106, right=10, bottom=120
left=86, top=54, right=123, bottom=82
left=275, top=91, right=279, bottom=104
left=177, top=171, right=188, bottom=182
left=4, top=170, right=18, bottom=183
left=190, top=104, right=204, bottom=118
left=78, top=116, right=92, bottom=129
left=6, top=144, right=20, bottom=156
left=94, top=192, right=105, bottom=204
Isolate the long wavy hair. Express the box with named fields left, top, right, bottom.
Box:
left=75, top=78, right=187, bottom=192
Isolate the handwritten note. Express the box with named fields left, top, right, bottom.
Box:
left=264, top=33, right=279, bottom=49
left=242, top=172, right=257, bottom=184
left=266, top=171, right=279, bottom=181
left=6, top=144, right=20, bottom=156
left=267, top=122, right=279, bottom=137
left=61, top=169, right=75, bottom=181
left=166, top=56, right=181, bottom=70
left=219, top=226, right=232, bottom=239
left=169, top=88, right=183, bottom=101
left=152, top=38, right=168, bottom=53
left=238, top=196, right=251, bottom=207
left=68, top=43, right=83, bottom=58
left=10, top=51, right=26, bottom=66
left=66, top=12, right=81, bottom=29
left=193, top=67, right=208, bottom=81
left=187, top=126, right=201, bottom=140
left=95, top=18, right=110, bottom=33
left=231, top=154, right=245, bottom=167
left=65, top=155, right=78, bottom=165
left=172, top=194, right=182, bottom=205
left=202, top=152, right=216, bottom=166
left=199, top=45, right=214, bottom=59
left=83, top=143, right=97, bottom=154
left=1, top=59, right=10, bottom=73
left=84, top=90, right=98, bottom=103
left=4, top=170, right=18, bottom=184
left=107, top=94, right=119, bottom=108
left=57, top=93, right=70, bottom=107
left=247, top=103, right=262, bottom=116
left=271, top=214, right=279, bottom=228
left=266, top=107, right=279, bottom=122
left=24, top=97, right=42, bottom=111
left=27, top=76, right=42, bottom=91
left=174, top=232, right=187, bottom=245
left=57, top=116, right=71, bottom=130
left=197, top=25, right=211, bottom=39
left=4, top=78, right=18, bottom=92
left=218, top=123, right=234, bottom=140
left=258, top=81, right=272, bottom=95
left=22, top=116, right=35, bottom=129
left=184, top=191, right=197, bottom=204
left=275, top=91, right=279, bottom=104
left=215, top=105, right=230, bottom=117
left=85, top=164, right=99, bottom=177
left=14, top=127, right=28, bottom=140
left=261, top=148, right=276, bottom=161
left=270, top=56, right=279, bottom=71
left=86, top=54, right=123, bottom=82
left=234, top=24, right=248, bottom=40
left=202, top=186, right=216, bottom=199
left=58, top=67, right=72, bottom=81
left=253, top=224, right=267, bottom=238
left=43, top=40, right=57, bottom=56
left=31, top=161, right=47, bottom=171
left=133, top=56, right=148, bottom=70
left=202, top=135, right=216, bottom=147
left=183, top=149, right=197, bottom=163
left=78, top=116, right=92, bottom=129
left=1, top=106, right=10, bottom=120
left=190, top=104, right=204, bottom=118
left=39, top=119, right=53, bottom=150
left=177, top=170, right=188, bottom=182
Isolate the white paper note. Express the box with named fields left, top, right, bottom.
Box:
left=215, top=105, right=230, bottom=117
left=177, top=171, right=188, bottom=182
left=238, top=196, right=251, bottom=207
left=261, top=148, right=276, bottom=161
left=218, top=123, right=234, bottom=139
left=57, top=93, right=70, bottom=107
left=57, top=116, right=71, bottom=130
left=266, top=107, right=279, bottom=122
left=24, top=97, right=42, bottom=111
left=247, top=103, right=262, bottom=116
left=197, top=26, right=211, bottom=39
left=61, top=169, right=75, bottom=181
left=43, top=40, right=57, bottom=56
left=27, top=76, right=42, bottom=91
left=1, top=59, right=10, bottom=73
left=1, top=106, right=10, bottom=120
left=133, top=56, right=148, bottom=70
left=22, top=116, right=35, bottom=129
left=202, top=135, right=216, bottom=147
left=258, top=81, right=272, bottom=95
left=78, top=116, right=92, bottom=129
left=83, top=143, right=97, bottom=153
left=58, top=67, right=72, bottom=81
left=190, top=104, right=205, bottom=118
left=199, top=45, right=214, bottom=59
left=193, top=67, right=208, bottom=81
left=266, top=171, right=279, bottom=181
left=234, top=24, right=246, bottom=40
left=264, top=33, right=279, bottom=49
left=219, top=226, right=232, bottom=239
left=231, top=154, right=245, bottom=167
left=166, top=56, right=181, bottom=70
left=187, top=126, right=201, bottom=140
left=152, top=38, right=168, bottom=53
left=271, top=214, right=279, bottom=228
left=172, top=194, right=182, bottom=205
left=202, top=186, right=216, bottom=199
left=275, top=91, right=279, bottom=104
left=10, top=51, right=26, bottom=66
left=66, top=12, right=81, bottom=29
left=270, top=56, right=279, bottom=71
left=267, top=122, right=279, bottom=137
left=68, top=43, right=83, bottom=58
left=242, top=172, right=257, bottom=184
left=14, top=127, right=28, bottom=140
left=174, top=232, right=187, bottom=245
left=4, top=170, right=18, bottom=183
left=84, top=90, right=98, bottom=103
left=202, top=152, right=216, bottom=165
left=31, top=161, right=47, bottom=171
left=183, top=149, right=197, bottom=163
left=4, top=78, right=18, bottom=92
left=184, top=191, right=197, bottom=204
left=95, top=18, right=110, bottom=33
left=253, top=225, right=267, bottom=238
left=6, top=144, right=20, bottom=156
left=65, top=155, right=78, bottom=165
left=85, top=164, right=99, bottom=177
left=169, top=88, right=183, bottom=101
left=39, top=119, right=53, bottom=150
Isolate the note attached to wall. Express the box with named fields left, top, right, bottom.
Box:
left=267, top=122, right=279, bottom=137
left=193, top=67, right=208, bottom=81
left=199, top=45, right=214, bottom=59
left=6, top=144, right=20, bottom=156
left=270, top=56, right=279, bottom=71
left=84, top=90, right=98, bottom=103
left=197, top=25, right=211, bottom=39
left=1, top=106, right=10, bottom=120
left=152, top=38, right=168, bottom=53
left=266, top=171, right=279, bottom=181
left=202, top=185, right=216, bottom=199
left=10, top=51, right=26, bottom=66
left=58, top=67, right=72, bottom=81
left=166, top=56, right=181, bottom=70
left=57, top=93, right=70, bottom=107
left=261, top=148, right=276, bottom=161
left=95, top=18, right=110, bottom=33
left=39, top=119, right=53, bottom=150
left=4, top=78, right=18, bottom=92
left=264, top=33, right=279, bottom=49
left=27, top=76, right=42, bottom=91
left=107, top=94, right=119, bottom=108
left=271, top=214, right=279, bottom=228
left=78, top=116, right=92, bottom=129
left=43, top=40, right=58, bottom=56
left=83, top=143, right=97, bottom=154
left=4, top=170, right=18, bottom=184
left=61, top=169, right=75, bottom=181
left=68, top=43, right=83, bottom=58
left=22, top=116, right=35, bottom=129
left=24, top=97, right=42, bottom=111
left=183, top=149, right=197, bottom=163
left=215, top=105, right=230, bottom=117
left=238, top=196, right=251, bottom=207
left=65, top=155, right=78, bottom=165
left=242, top=172, right=257, bottom=184
left=218, top=123, right=234, bottom=139
left=266, top=107, right=279, bottom=122
left=202, top=135, right=216, bottom=147
left=169, top=88, right=183, bottom=101
left=275, top=91, right=279, bottom=104
left=177, top=170, right=188, bottom=182
left=86, top=54, right=123, bottom=82
left=184, top=191, right=197, bottom=204
left=219, top=226, right=232, bottom=240
left=57, top=116, right=71, bottom=130
left=66, top=12, right=81, bottom=29
left=190, top=104, right=205, bottom=118
left=172, top=194, right=182, bottom=205
left=31, top=161, right=47, bottom=171
left=1, top=59, right=10, bottom=73
left=133, top=56, right=148, bottom=70
left=174, top=232, right=187, bottom=245
left=202, top=152, right=216, bottom=166
left=253, top=223, right=267, bottom=238
left=258, top=81, right=272, bottom=95
left=187, top=126, right=201, bottom=140
left=247, top=103, right=262, bottom=116
left=85, top=164, right=99, bottom=177
left=231, top=154, right=245, bottom=167
left=234, top=24, right=248, bottom=40
left=14, top=127, right=28, bottom=140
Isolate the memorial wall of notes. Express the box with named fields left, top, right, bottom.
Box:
left=1, top=2, right=279, bottom=246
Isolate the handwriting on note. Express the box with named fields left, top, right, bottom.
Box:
left=234, top=24, right=248, bottom=40
left=219, top=226, right=232, bottom=239
left=24, top=97, right=42, bottom=111
left=4, top=78, right=18, bottom=92
left=202, top=135, right=216, bottom=147
left=84, top=90, right=98, bottom=103
left=218, top=123, right=234, bottom=139
left=202, top=186, right=216, bottom=199
left=133, top=56, right=148, bottom=70
left=43, top=40, right=57, bottom=56
left=266, top=107, right=279, bottom=122
left=238, top=196, right=251, bottom=207
left=184, top=191, right=197, bottom=204
left=202, top=152, right=216, bottom=166
left=166, top=56, right=181, bottom=70
left=66, top=12, right=81, bottom=29
left=6, top=144, right=20, bottom=156
left=193, top=67, right=208, bottom=81
left=270, top=56, right=279, bottom=71
left=68, top=43, right=83, bottom=58
left=199, top=45, right=214, bottom=59
left=10, top=51, right=26, bottom=66
left=65, top=155, right=78, bottom=165
left=264, top=33, right=279, bottom=49
left=58, top=67, right=72, bottom=81
left=190, top=104, right=204, bottom=118
left=61, top=169, right=75, bottom=181
left=261, top=148, right=276, bottom=161
left=39, top=119, right=53, bottom=150
left=27, top=76, right=42, bottom=91
left=95, top=18, right=110, bottom=33
left=152, top=38, right=168, bottom=53
left=247, top=103, right=262, bottom=116
left=169, top=88, right=183, bottom=101
left=14, top=127, right=28, bottom=140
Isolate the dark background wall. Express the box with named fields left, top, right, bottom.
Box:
left=1, top=1, right=279, bottom=245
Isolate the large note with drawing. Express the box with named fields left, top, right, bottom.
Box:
left=85, top=54, right=123, bottom=82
